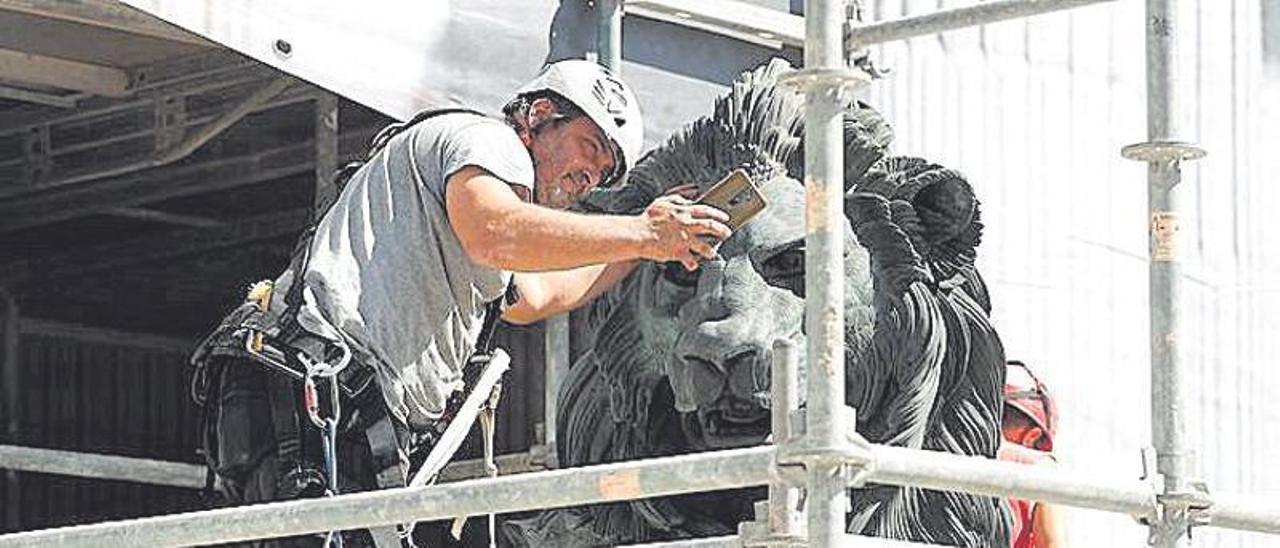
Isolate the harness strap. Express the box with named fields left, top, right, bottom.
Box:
left=474, top=280, right=518, bottom=357
left=364, top=415, right=412, bottom=548
left=450, top=378, right=504, bottom=546
left=266, top=372, right=328, bottom=500
left=405, top=350, right=512, bottom=541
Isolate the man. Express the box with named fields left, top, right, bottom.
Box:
left=194, top=60, right=732, bottom=546
left=999, top=360, right=1068, bottom=548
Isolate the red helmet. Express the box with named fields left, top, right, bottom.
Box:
left=1003, top=360, right=1058, bottom=451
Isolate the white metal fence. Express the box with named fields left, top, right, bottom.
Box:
left=864, top=0, right=1280, bottom=545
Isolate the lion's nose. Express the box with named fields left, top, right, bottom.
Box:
left=679, top=348, right=761, bottom=402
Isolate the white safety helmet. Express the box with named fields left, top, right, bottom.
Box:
left=516, top=59, right=643, bottom=185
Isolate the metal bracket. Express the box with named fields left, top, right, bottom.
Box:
left=775, top=406, right=875, bottom=483
left=1148, top=488, right=1213, bottom=546
left=1121, top=141, right=1207, bottom=163
left=738, top=499, right=808, bottom=548
left=844, top=0, right=891, bottom=80
left=153, top=94, right=187, bottom=155
left=777, top=67, right=871, bottom=95
left=21, top=125, right=51, bottom=184
left=1139, top=447, right=1213, bottom=546
left=771, top=459, right=807, bottom=487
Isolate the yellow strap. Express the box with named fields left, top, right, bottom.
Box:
left=247, top=280, right=274, bottom=312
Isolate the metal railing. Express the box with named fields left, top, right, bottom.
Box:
left=2, top=0, right=1279, bottom=546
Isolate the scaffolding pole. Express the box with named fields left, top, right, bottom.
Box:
left=0, top=445, right=206, bottom=490
left=846, top=0, right=1117, bottom=50
left=542, top=314, right=568, bottom=458
left=766, top=339, right=803, bottom=543
left=1121, top=0, right=1208, bottom=544
left=795, top=0, right=860, bottom=545
left=597, top=0, right=623, bottom=71
left=0, top=447, right=775, bottom=547
left=0, top=443, right=545, bottom=487
left=7, top=435, right=1280, bottom=546
left=1, top=292, right=19, bottom=530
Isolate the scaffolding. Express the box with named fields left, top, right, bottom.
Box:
left=2, top=0, right=1280, bottom=546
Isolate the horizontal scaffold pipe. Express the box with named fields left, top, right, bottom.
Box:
left=1205, top=497, right=1280, bottom=535
left=0, top=444, right=206, bottom=490
left=0, top=447, right=776, bottom=547
left=848, top=0, right=1118, bottom=49
left=0, top=444, right=547, bottom=488
left=865, top=445, right=1156, bottom=519
left=5, top=442, right=1280, bottom=546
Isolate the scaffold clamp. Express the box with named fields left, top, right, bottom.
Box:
left=777, top=67, right=871, bottom=94
left=1121, top=141, right=1207, bottom=163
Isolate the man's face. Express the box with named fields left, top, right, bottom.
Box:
left=527, top=114, right=617, bottom=209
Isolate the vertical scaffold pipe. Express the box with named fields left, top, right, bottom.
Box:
left=803, top=0, right=850, bottom=545
left=1145, top=0, right=1188, bottom=533
left=1122, top=0, right=1207, bottom=545
left=597, top=0, right=623, bottom=72
left=768, top=339, right=802, bottom=540
left=1, top=292, right=19, bottom=530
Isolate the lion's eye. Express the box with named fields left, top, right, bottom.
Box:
left=661, top=261, right=701, bottom=288
left=760, top=247, right=805, bottom=297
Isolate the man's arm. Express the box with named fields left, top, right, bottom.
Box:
left=502, top=262, right=638, bottom=324
left=445, top=166, right=729, bottom=272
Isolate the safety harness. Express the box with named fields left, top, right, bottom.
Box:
left=191, top=108, right=511, bottom=548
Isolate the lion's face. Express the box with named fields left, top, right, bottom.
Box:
left=623, top=179, right=871, bottom=449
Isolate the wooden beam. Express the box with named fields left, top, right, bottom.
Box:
left=0, top=47, right=129, bottom=97
left=2, top=209, right=310, bottom=287
left=0, top=83, right=79, bottom=108
left=17, top=317, right=193, bottom=353
left=0, top=124, right=377, bottom=234
left=108, top=207, right=224, bottom=229
left=0, top=0, right=207, bottom=46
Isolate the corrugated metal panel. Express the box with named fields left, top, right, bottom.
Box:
left=3, top=334, right=202, bottom=532
left=864, top=0, right=1280, bottom=545
left=1, top=323, right=546, bottom=533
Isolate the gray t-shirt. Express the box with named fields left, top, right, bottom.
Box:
left=277, top=112, right=533, bottom=429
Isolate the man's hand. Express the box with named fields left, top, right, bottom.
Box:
left=503, top=183, right=731, bottom=324
left=639, top=195, right=732, bottom=271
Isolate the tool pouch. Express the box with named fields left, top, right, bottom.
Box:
left=189, top=284, right=283, bottom=498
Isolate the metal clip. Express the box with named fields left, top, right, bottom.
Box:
left=303, top=376, right=324, bottom=429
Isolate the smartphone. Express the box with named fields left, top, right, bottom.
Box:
left=697, top=169, right=766, bottom=231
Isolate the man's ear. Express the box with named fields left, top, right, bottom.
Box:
left=527, top=97, right=559, bottom=128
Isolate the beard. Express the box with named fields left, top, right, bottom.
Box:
left=536, top=178, right=584, bottom=209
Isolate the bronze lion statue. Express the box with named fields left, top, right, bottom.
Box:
left=505, top=59, right=1011, bottom=547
